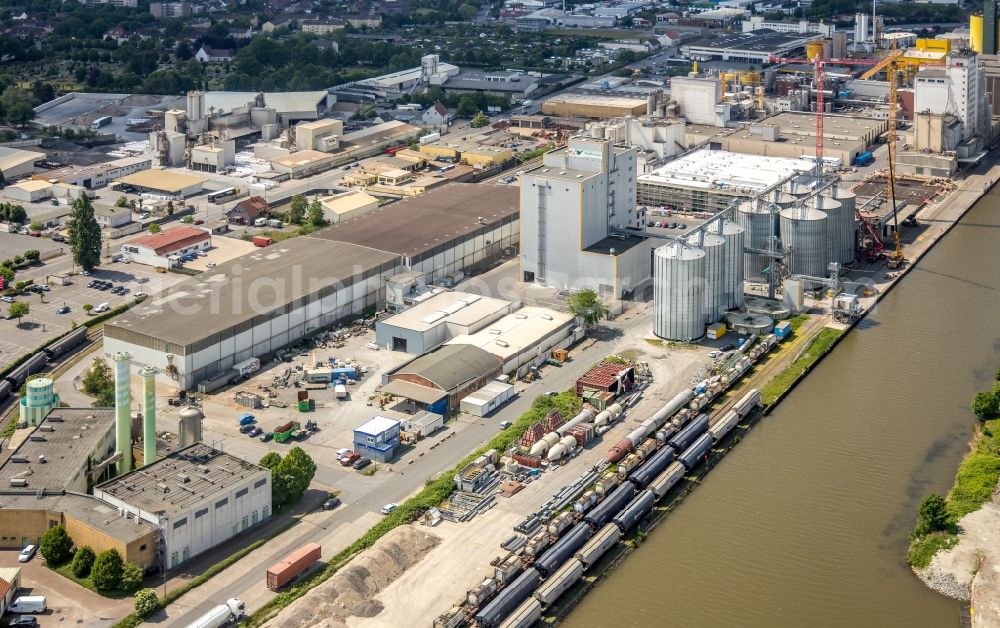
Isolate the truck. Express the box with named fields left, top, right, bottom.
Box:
left=186, top=598, right=245, bottom=628
left=91, top=116, right=112, bottom=130
left=334, top=383, right=347, bottom=399
left=853, top=151, right=874, bottom=167
left=233, top=357, right=261, bottom=379
left=267, top=543, right=321, bottom=590
left=267, top=218, right=283, bottom=228
left=252, top=236, right=273, bottom=247
left=274, top=420, right=298, bottom=443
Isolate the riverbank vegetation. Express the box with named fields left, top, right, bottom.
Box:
left=908, top=371, right=1000, bottom=567
left=760, top=327, right=842, bottom=405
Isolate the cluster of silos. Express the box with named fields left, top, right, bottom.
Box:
left=822, top=185, right=857, bottom=264
left=706, top=218, right=746, bottom=310
left=736, top=197, right=785, bottom=282
left=779, top=204, right=829, bottom=278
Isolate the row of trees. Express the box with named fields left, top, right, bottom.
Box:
left=286, top=194, right=328, bottom=229
left=40, top=525, right=144, bottom=593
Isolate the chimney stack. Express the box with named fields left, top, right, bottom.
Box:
left=140, top=366, right=157, bottom=467
left=113, top=352, right=133, bottom=473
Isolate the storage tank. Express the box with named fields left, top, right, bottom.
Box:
left=824, top=186, right=857, bottom=264
left=780, top=205, right=829, bottom=279
left=685, top=230, right=726, bottom=324
left=736, top=201, right=775, bottom=282
left=707, top=218, right=746, bottom=311
left=178, top=405, right=204, bottom=447
left=971, top=14, right=984, bottom=53
left=806, top=40, right=824, bottom=60
left=140, top=366, right=157, bottom=467
left=805, top=196, right=843, bottom=274
left=653, top=241, right=706, bottom=341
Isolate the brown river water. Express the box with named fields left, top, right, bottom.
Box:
left=564, top=191, right=1000, bottom=627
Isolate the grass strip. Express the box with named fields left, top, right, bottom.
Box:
left=760, top=327, right=842, bottom=406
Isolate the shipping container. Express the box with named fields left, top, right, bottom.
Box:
left=266, top=543, right=321, bottom=590
left=252, top=236, right=273, bottom=247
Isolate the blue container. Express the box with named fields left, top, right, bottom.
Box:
left=238, top=413, right=255, bottom=425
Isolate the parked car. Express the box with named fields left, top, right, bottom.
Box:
left=721, top=343, right=736, bottom=351
left=56, top=305, right=70, bottom=314
left=352, top=457, right=371, bottom=470
left=239, top=424, right=254, bottom=434
left=381, top=503, right=398, bottom=515
left=1, top=296, right=15, bottom=303
left=339, top=453, right=360, bottom=466
left=248, top=426, right=262, bottom=437
left=499, top=421, right=512, bottom=429
left=18, top=545, right=36, bottom=562
left=322, top=497, right=341, bottom=510
left=9, top=616, right=39, bottom=626
left=335, top=448, right=351, bottom=461
left=259, top=431, right=273, bottom=442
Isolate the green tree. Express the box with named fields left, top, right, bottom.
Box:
left=1, top=86, right=35, bottom=126
left=274, top=446, right=316, bottom=505
left=39, top=524, right=74, bottom=565
left=914, top=493, right=950, bottom=537
left=148, top=223, right=162, bottom=234
left=455, top=94, right=478, bottom=118
left=972, top=391, right=1000, bottom=420
left=567, top=289, right=609, bottom=328
left=182, top=215, right=194, bottom=224
left=134, top=588, right=158, bottom=617
left=121, top=562, right=144, bottom=593
left=8, top=300, right=28, bottom=323
left=307, top=199, right=326, bottom=228
left=260, top=451, right=289, bottom=508
left=259, top=451, right=281, bottom=469
left=166, top=200, right=175, bottom=215
left=471, top=111, right=489, bottom=128
left=115, top=195, right=129, bottom=207
left=288, top=194, right=306, bottom=225
left=68, top=195, right=102, bottom=272
left=91, top=549, right=124, bottom=592
left=0, top=265, right=12, bottom=289
left=82, top=356, right=115, bottom=407
left=71, top=545, right=96, bottom=577
left=28, top=221, right=43, bottom=232
left=7, top=205, right=26, bottom=224
left=23, top=249, right=40, bottom=262
left=83, top=303, right=94, bottom=315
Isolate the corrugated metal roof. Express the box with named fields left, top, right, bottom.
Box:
left=391, top=344, right=501, bottom=392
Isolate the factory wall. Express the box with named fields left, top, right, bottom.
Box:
left=63, top=512, right=159, bottom=570
left=721, top=136, right=863, bottom=165
left=406, top=214, right=519, bottom=284
left=670, top=76, right=721, bottom=126
left=375, top=323, right=446, bottom=355
left=0, top=507, right=53, bottom=550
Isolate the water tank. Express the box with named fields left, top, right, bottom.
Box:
left=653, top=241, right=706, bottom=341
left=736, top=201, right=774, bottom=282
left=178, top=406, right=204, bottom=447
left=780, top=206, right=829, bottom=278
left=824, top=186, right=857, bottom=264
left=706, top=219, right=746, bottom=311
left=805, top=196, right=842, bottom=275
left=685, top=231, right=725, bottom=324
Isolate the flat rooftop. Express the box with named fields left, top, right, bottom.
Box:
left=754, top=111, right=886, bottom=140
left=0, top=408, right=114, bottom=491
left=308, top=183, right=518, bottom=258
left=115, top=169, right=206, bottom=193
left=446, top=306, right=574, bottom=361
left=686, top=29, right=816, bottom=52
left=639, top=149, right=814, bottom=192
left=379, top=290, right=513, bottom=333
left=543, top=93, right=648, bottom=108
left=0, top=493, right=156, bottom=544
left=95, top=443, right=265, bottom=518
left=271, top=149, right=334, bottom=168
left=104, top=238, right=398, bottom=349
left=355, top=415, right=399, bottom=436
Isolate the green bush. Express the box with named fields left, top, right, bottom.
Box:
left=39, top=525, right=74, bottom=566
left=121, top=562, right=144, bottom=593
left=133, top=588, right=158, bottom=617
left=907, top=532, right=958, bottom=568
left=91, top=549, right=124, bottom=592
left=948, top=453, right=1000, bottom=519
left=972, top=391, right=999, bottom=420
left=71, top=545, right=96, bottom=578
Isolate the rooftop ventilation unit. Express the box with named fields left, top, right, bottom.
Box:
left=9, top=478, right=27, bottom=487
left=177, top=473, right=191, bottom=483
left=495, top=340, right=510, bottom=348
left=39, top=425, right=54, bottom=432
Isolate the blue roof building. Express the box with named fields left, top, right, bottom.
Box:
left=353, top=416, right=401, bottom=463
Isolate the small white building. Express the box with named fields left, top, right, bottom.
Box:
left=120, top=225, right=211, bottom=267
left=460, top=380, right=515, bottom=417
left=190, top=141, right=235, bottom=173
left=94, top=443, right=271, bottom=570
left=94, top=204, right=133, bottom=228
left=320, top=190, right=379, bottom=223
left=4, top=179, right=51, bottom=202
left=375, top=290, right=518, bottom=354
left=0, top=147, right=44, bottom=180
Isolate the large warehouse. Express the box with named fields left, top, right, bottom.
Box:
left=0, top=146, right=44, bottom=180
left=381, top=344, right=503, bottom=413
left=541, top=93, right=648, bottom=118
left=374, top=290, right=517, bottom=354
left=722, top=112, right=886, bottom=164
left=104, top=238, right=400, bottom=389
left=312, top=183, right=519, bottom=284
left=681, top=29, right=820, bottom=63
left=95, top=443, right=271, bottom=570
left=113, top=170, right=206, bottom=198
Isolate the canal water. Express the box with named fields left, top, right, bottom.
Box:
left=564, top=190, right=1000, bottom=628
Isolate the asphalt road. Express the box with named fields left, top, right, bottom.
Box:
left=162, top=309, right=653, bottom=626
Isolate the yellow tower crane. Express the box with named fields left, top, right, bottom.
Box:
left=885, top=43, right=904, bottom=269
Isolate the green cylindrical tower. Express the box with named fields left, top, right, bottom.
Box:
left=113, top=352, right=133, bottom=474
left=140, top=366, right=158, bottom=467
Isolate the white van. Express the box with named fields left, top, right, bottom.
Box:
left=93, top=302, right=110, bottom=313
left=9, top=596, right=46, bottom=613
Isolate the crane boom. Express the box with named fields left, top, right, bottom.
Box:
left=815, top=52, right=824, bottom=164
left=886, top=44, right=904, bottom=268
left=858, top=49, right=904, bottom=80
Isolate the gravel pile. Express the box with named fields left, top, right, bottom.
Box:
left=915, top=567, right=972, bottom=601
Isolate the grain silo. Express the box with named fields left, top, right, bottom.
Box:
left=686, top=230, right=726, bottom=324
left=805, top=195, right=843, bottom=272
left=779, top=205, right=829, bottom=278
left=706, top=218, right=746, bottom=311
left=823, top=186, right=857, bottom=264
left=737, top=201, right=775, bottom=282
left=653, top=241, right=706, bottom=341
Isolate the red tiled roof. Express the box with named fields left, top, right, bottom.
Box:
left=130, top=226, right=210, bottom=255
left=0, top=577, right=11, bottom=601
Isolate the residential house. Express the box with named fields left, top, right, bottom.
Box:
left=301, top=17, right=344, bottom=34
left=422, top=101, right=452, bottom=129
left=94, top=204, right=133, bottom=229
left=195, top=44, right=236, bottom=62
left=312, top=38, right=339, bottom=52
left=103, top=27, right=130, bottom=44
left=345, top=15, right=382, bottom=28
left=225, top=196, right=268, bottom=225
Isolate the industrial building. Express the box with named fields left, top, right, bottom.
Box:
left=382, top=344, right=503, bottom=413
left=0, top=146, right=44, bottom=180
left=0, top=567, right=20, bottom=617
left=270, top=149, right=338, bottom=177
left=352, top=416, right=401, bottom=462
left=520, top=136, right=650, bottom=299
left=637, top=149, right=815, bottom=213
left=320, top=190, right=380, bottom=223
left=94, top=204, right=133, bottom=228
left=446, top=306, right=578, bottom=377
left=295, top=119, right=344, bottom=152
left=541, top=94, right=649, bottom=119
left=460, top=380, right=515, bottom=417
left=913, top=52, right=989, bottom=154
left=418, top=141, right=514, bottom=168
left=375, top=290, right=517, bottom=354
left=104, top=238, right=400, bottom=390
left=4, top=179, right=52, bottom=203
left=352, top=54, right=460, bottom=97
left=112, top=170, right=206, bottom=198
left=681, top=29, right=821, bottom=63
left=722, top=112, right=887, bottom=164
left=669, top=75, right=723, bottom=127
left=95, top=443, right=271, bottom=570
left=190, top=141, right=236, bottom=173
left=311, top=183, right=519, bottom=284
left=120, top=226, right=212, bottom=268
left=38, top=156, right=153, bottom=189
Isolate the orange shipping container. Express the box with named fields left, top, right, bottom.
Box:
left=266, top=543, right=321, bottom=590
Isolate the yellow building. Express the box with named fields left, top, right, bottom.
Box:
left=418, top=142, right=460, bottom=161
left=418, top=141, right=512, bottom=167
left=377, top=168, right=414, bottom=186
left=320, top=190, right=380, bottom=223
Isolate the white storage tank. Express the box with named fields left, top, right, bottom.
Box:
left=706, top=218, right=746, bottom=311
left=685, top=231, right=726, bottom=325
left=653, top=240, right=706, bottom=341
left=779, top=205, right=829, bottom=279
left=805, top=195, right=843, bottom=274
left=823, top=185, right=857, bottom=264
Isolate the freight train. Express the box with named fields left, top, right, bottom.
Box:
left=451, top=386, right=766, bottom=628
left=0, top=327, right=90, bottom=403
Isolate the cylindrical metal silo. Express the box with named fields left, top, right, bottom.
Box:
left=653, top=241, right=706, bottom=341
left=805, top=196, right=841, bottom=274
left=707, top=218, right=746, bottom=311
left=178, top=405, right=204, bottom=447
left=736, top=201, right=774, bottom=282
left=824, top=186, right=857, bottom=264
left=113, top=351, right=133, bottom=474
left=686, top=231, right=725, bottom=324
left=779, top=206, right=829, bottom=278
left=140, top=366, right=157, bottom=467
